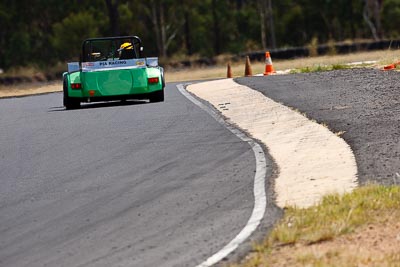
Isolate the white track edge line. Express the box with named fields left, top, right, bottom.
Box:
left=177, top=84, right=267, bottom=267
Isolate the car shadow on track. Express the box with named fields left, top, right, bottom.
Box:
left=48, top=100, right=149, bottom=112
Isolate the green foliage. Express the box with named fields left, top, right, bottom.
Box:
left=382, top=0, right=400, bottom=39
left=1, top=0, right=400, bottom=70
left=277, top=3, right=306, bottom=46
left=291, top=63, right=351, bottom=74
left=9, top=32, right=31, bottom=64
left=51, top=12, right=101, bottom=61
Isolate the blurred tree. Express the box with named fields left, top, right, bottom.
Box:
left=258, top=0, right=276, bottom=50
left=0, top=0, right=12, bottom=68
left=363, top=0, right=383, bottom=40
left=183, top=2, right=193, bottom=55
left=233, top=1, right=260, bottom=52
left=258, top=0, right=267, bottom=49
left=1, top=0, right=399, bottom=71
left=268, top=0, right=276, bottom=49
left=51, top=12, right=101, bottom=60
left=118, top=1, right=146, bottom=36
left=274, top=1, right=306, bottom=46
left=183, top=1, right=213, bottom=57
left=142, top=0, right=182, bottom=57
left=105, top=0, right=120, bottom=36
left=211, top=0, right=220, bottom=54
left=381, top=0, right=400, bottom=38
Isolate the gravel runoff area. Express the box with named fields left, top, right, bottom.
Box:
left=237, top=68, right=400, bottom=186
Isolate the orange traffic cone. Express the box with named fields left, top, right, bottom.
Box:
left=383, top=64, right=396, bottom=70
left=227, top=62, right=233, bottom=78
left=244, top=56, right=253, bottom=77
left=383, top=63, right=396, bottom=71
left=263, top=51, right=275, bottom=75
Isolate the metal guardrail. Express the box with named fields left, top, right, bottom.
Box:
left=243, top=39, right=400, bottom=61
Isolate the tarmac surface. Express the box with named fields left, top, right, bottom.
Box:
left=2, top=67, right=399, bottom=266
left=0, top=83, right=282, bottom=267
left=237, top=68, right=400, bottom=186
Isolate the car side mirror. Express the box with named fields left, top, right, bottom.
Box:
left=139, top=47, right=144, bottom=58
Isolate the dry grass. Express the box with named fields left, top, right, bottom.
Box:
left=231, top=185, right=400, bottom=267
left=1, top=49, right=400, bottom=97
left=0, top=81, right=62, bottom=98
left=165, top=49, right=400, bottom=82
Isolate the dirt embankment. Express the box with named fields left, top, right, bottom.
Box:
left=0, top=81, right=62, bottom=98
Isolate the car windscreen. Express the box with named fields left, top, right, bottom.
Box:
left=82, top=38, right=141, bottom=62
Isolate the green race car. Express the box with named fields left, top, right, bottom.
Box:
left=63, top=35, right=165, bottom=109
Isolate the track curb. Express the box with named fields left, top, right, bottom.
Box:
left=187, top=78, right=358, bottom=208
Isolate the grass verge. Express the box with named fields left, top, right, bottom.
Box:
left=289, top=63, right=352, bottom=74
left=232, top=184, right=400, bottom=267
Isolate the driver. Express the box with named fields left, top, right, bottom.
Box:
left=118, top=42, right=133, bottom=58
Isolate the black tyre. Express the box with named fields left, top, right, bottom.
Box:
left=149, top=89, right=164, bottom=103
left=160, top=67, right=165, bottom=89
left=63, top=76, right=81, bottom=109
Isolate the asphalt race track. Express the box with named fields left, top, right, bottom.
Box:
left=238, top=68, right=400, bottom=186
left=2, top=67, right=397, bottom=267
left=0, top=83, right=280, bottom=267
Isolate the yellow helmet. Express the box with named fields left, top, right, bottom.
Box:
left=120, top=42, right=133, bottom=50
